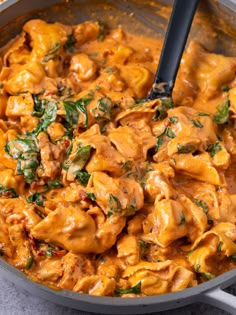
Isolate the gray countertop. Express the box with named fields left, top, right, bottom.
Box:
left=0, top=273, right=233, bottom=315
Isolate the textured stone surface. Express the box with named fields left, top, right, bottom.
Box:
left=0, top=274, right=233, bottom=315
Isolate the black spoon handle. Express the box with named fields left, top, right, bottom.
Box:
left=148, top=0, right=199, bottom=100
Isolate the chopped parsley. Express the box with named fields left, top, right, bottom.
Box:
left=190, top=119, right=203, bottom=128
left=104, top=67, right=114, bottom=73
left=207, top=142, right=222, bottom=158
left=169, top=116, right=178, bottom=123
left=155, top=127, right=176, bottom=152
left=177, top=144, right=196, bottom=154
left=25, top=255, right=34, bottom=270
left=96, top=21, right=105, bottom=42
left=213, top=98, right=229, bottom=124
left=115, top=281, right=141, bottom=295
left=43, top=180, right=63, bottom=190
left=198, top=112, right=210, bottom=117
left=195, top=264, right=201, bottom=273
left=217, top=241, right=223, bottom=252
left=64, top=34, right=76, bottom=52
left=108, top=194, right=121, bottom=217
left=42, top=43, right=61, bottom=62
left=193, top=199, right=209, bottom=215
left=178, top=211, right=186, bottom=225
left=44, top=245, right=55, bottom=257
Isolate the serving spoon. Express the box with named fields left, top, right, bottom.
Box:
left=148, top=0, right=199, bottom=100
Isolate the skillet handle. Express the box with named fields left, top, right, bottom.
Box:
left=200, top=287, right=236, bottom=314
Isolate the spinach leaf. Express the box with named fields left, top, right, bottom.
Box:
left=86, top=192, right=96, bottom=201
left=44, top=180, right=63, bottom=190
left=16, top=152, right=40, bottom=183
left=152, top=97, right=174, bottom=121
left=26, top=192, right=46, bottom=206
left=213, top=98, right=229, bottom=124
left=64, top=34, right=76, bottom=52
left=115, top=281, right=141, bottom=295
left=63, top=97, right=92, bottom=129
left=0, top=185, right=18, bottom=198
left=63, top=101, right=79, bottom=126
left=74, top=171, right=91, bottom=186
left=169, top=116, right=178, bottom=123
left=5, top=138, right=40, bottom=184
left=68, top=144, right=92, bottom=174
left=32, top=94, right=45, bottom=117
left=5, top=139, right=39, bottom=159
left=36, top=101, right=57, bottom=134
left=92, top=97, right=112, bottom=122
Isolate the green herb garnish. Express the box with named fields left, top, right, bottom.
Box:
left=26, top=193, right=46, bottom=207
left=44, top=245, right=55, bottom=257
left=229, top=254, right=236, bottom=263
left=42, top=43, right=61, bottom=62
left=86, top=192, right=96, bottom=201
left=198, top=112, right=210, bottom=117
left=44, top=180, right=63, bottom=190
left=63, top=97, right=92, bottom=129
left=115, top=281, right=141, bottom=295
left=207, top=142, right=222, bottom=158
left=92, top=97, right=112, bottom=122
left=152, top=97, right=174, bottom=121
left=169, top=116, right=178, bottom=123
left=0, top=185, right=18, bottom=198
left=74, top=171, right=91, bottom=186
left=177, top=144, right=196, bottom=154
left=5, top=138, right=40, bottom=184
left=193, top=199, right=209, bottom=215
left=64, top=34, right=76, bottom=52
left=108, top=194, right=121, bottom=216
left=25, top=255, right=34, bottom=270
left=213, top=98, right=229, bottom=124
left=190, top=119, right=203, bottom=128
left=200, top=272, right=215, bottom=281
left=178, top=211, right=186, bottom=225
left=217, top=241, right=223, bottom=252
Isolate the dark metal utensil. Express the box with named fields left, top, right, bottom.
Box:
left=148, top=0, right=199, bottom=100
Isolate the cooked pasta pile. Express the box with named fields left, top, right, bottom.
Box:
left=0, top=18, right=236, bottom=297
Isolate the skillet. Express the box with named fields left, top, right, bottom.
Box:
left=0, top=0, right=236, bottom=313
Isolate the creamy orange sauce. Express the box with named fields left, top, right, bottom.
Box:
left=0, top=18, right=236, bottom=297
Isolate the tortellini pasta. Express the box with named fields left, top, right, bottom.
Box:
left=0, top=18, right=236, bottom=298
